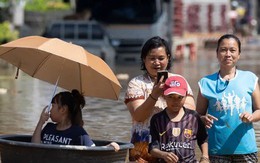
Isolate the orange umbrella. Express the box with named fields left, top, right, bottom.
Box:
left=0, top=36, right=121, bottom=100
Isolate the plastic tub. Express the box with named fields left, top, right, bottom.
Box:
left=0, top=134, right=133, bottom=163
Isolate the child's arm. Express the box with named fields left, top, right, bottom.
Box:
left=150, top=148, right=179, bottom=163
left=199, top=142, right=209, bottom=163
left=196, top=112, right=210, bottom=163
left=106, top=142, right=120, bottom=152
left=31, top=106, right=49, bottom=143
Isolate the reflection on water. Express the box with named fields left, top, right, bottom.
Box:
left=0, top=48, right=260, bottom=156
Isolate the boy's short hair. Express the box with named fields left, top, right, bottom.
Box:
left=163, top=76, right=188, bottom=96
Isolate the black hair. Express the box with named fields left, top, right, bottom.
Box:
left=216, top=34, right=241, bottom=53
left=51, top=89, right=85, bottom=126
left=140, top=36, right=172, bottom=71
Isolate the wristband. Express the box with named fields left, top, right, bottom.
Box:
left=149, top=94, right=157, bottom=101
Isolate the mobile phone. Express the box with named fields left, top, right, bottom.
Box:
left=157, top=70, right=168, bottom=83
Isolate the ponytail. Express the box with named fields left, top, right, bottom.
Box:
left=51, top=89, right=86, bottom=126
left=71, top=89, right=85, bottom=126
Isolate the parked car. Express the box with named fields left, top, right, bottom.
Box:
left=42, top=20, right=116, bottom=67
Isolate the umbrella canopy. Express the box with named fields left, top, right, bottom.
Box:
left=0, top=36, right=121, bottom=100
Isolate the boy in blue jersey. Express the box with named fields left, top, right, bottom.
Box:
left=149, top=76, right=209, bottom=163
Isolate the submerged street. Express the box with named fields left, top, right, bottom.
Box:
left=0, top=46, right=260, bottom=159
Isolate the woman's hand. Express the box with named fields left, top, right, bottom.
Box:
left=201, top=114, right=218, bottom=128
left=239, top=112, right=253, bottom=123
left=151, top=77, right=165, bottom=99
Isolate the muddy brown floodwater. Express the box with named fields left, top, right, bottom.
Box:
left=0, top=48, right=260, bottom=161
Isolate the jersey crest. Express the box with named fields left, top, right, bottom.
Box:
left=172, top=128, right=180, bottom=137
left=184, top=129, right=192, bottom=139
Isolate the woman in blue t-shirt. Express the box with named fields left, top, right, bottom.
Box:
left=31, top=89, right=119, bottom=151
left=196, top=34, right=260, bottom=162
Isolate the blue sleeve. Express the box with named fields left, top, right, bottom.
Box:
left=72, top=126, right=95, bottom=146
left=80, top=134, right=95, bottom=146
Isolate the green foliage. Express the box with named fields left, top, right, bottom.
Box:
left=25, top=0, right=70, bottom=12
left=0, top=0, right=8, bottom=3
left=0, top=21, right=19, bottom=44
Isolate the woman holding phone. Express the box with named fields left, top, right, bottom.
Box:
left=124, top=36, right=196, bottom=162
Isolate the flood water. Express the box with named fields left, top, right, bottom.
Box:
left=0, top=48, right=260, bottom=159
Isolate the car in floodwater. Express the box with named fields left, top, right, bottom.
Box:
left=42, top=20, right=116, bottom=66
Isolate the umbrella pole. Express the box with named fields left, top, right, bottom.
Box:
left=46, top=76, right=60, bottom=113
left=15, top=68, right=19, bottom=79
left=46, top=59, right=65, bottom=113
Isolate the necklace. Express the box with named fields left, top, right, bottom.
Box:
left=217, top=74, right=229, bottom=92
left=216, top=70, right=236, bottom=92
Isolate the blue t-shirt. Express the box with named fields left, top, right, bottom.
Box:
left=198, top=70, right=258, bottom=155
left=41, top=123, right=95, bottom=146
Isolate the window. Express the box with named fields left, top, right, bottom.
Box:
left=91, top=24, right=104, bottom=40
left=49, top=24, right=61, bottom=38
left=78, top=24, right=89, bottom=39
left=64, top=24, right=75, bottom=39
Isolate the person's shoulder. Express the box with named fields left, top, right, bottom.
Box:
left=185, top=107, right=196, bottom=113
left=42, top=122, right=56, bottom=132
left=184, top=107, right=200, bottom=117
left=237, top=69, right=256, bottom=76
left=237, top=70, right=258, bottom=81
left=198, top=72, right=218, bottom=83
left=72, top=125, right=86, bottom=131
left=69, top=125, right=88, bottom=135
left=128, top=73, right=151, bottom=85
left=129, top=74, right=146, bottom=81
left=151, top=109, right=167, bottom=120
left=204, top=72, right=218, bottom=79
